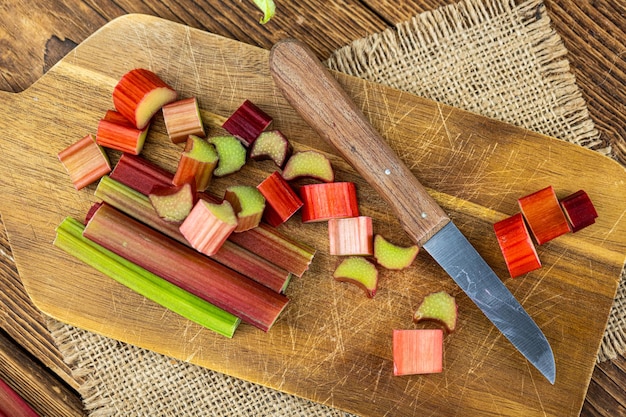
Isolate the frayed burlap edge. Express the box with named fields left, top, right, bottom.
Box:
left=327, top=0, right=624, bottom=363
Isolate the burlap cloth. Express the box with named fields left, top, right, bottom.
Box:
left=48, top=0, right=626, bottom=415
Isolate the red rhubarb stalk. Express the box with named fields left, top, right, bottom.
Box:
left=83, top=203, right=289, bottom=331
left=493, top=213, right=541, bottom=278
left=58, top=134, right=111, bottom=190
left=392, top=329, right=444, bottom=376
left=257, top=171, right=303, bottom=227
left=518, top=185, right=571, bottom=245
left=110, top=153, right=174, bottom=195
left=299, top=182, right=358, bottom=223
left=96, top=111, right=149, bottom=154
left=0, top=378, right=39, bottom=417
left=328, top=216, right=373, bottom=256
left=162, top=97, right=206, bottom=143
left=180, top=200, right=238, bottom=256
left=112, top=68, right=178, bottom=129
left=222, top=99, right=272, bottom=146
left=560, top=190, right=598, bottom=232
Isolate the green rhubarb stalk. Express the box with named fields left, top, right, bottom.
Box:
left=53, top=217, right=240, bottom=338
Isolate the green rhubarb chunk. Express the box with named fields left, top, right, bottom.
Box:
left=224, top=185, right=266, bottom=232
left=333, top=256, right=378, bottom=298
left=373, top=234, right=419, bottom=270
left=249, top=130, right=292, bottom=168
left=413, top=291, right=458, bottom=333
left=186, top=135, right=219, bottom=162
left=281, top=150, right=334, bottom=182
left=208, top=135, right=247, bottom=176
left=149, top=183, right=195, bottom=223
left=205, top=199, right=239, bottom=225
left=53, top=217, right=240, bottom=338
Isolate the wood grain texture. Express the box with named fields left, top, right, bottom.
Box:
left=0, top=14, right=624, bottom=416
left=0, top=1, right=624, bottom=416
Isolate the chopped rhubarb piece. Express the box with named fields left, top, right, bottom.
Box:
left=300, top=182, right=359, bottom=223
left=373, top=235, right=419, bottom=270
left=222, top=99, right=272, bottom=146
left=257, top=171, right=303, bottom=226
left=494, top=213, right=541, bottom=278
left=110, top=153, right=174, bottom=195
left=96, top=113, right=149, bottom=154
left=180, top=200, right=238, bottom=256
left=83, top=203, right=289, bottom=331
left=208, top=135, right=247, bottom=177
left=112, top=68, right=178, bottom=129
left=282, top=150, right=334, bottom=182
left=228, top=222, right=315, bottom=277
left=95, top=176, right=291, bottom=292
left=54, top=217, right=240, bottom=337
left=413, top=291, right=458, bottom=333
left=393, top=329, right=443, bottom=376
left=249, top=130, right=292, bottom=168
left=149, top=181, right=196, bottom=223
left=0, top=377, right=39, bottom=417
left=518, top=186, right=571, bottom=245
left=560, top=190, right=598, bottom=232
left=328, top=216, right=373, bottom=256
left=172, top=135, right=218, bottom=191
left=224, top=185, right=266, bottom=232
left=162, top=97, right=206, bottom=143
left=333, top=256, right=378, bottom=298
left=58, top=134, right=111, bottom=190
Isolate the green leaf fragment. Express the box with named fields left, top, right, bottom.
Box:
left=251, top=0, right=276, bottom=24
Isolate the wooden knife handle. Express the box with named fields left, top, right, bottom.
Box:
left=269, top=39, right=449, bottom=246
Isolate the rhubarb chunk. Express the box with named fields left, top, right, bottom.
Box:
left=393, top=329, right=443, bottom=376
left=110, top=153, right=174, bottom=195
left=162, top=97, right=206, bottom=143
left=172, top=135, right=218, bottom=191
left=333, top=256, right=378, bottom=298
left=299, top=182, right=359, bottom=223
left=560, top=190, right=598, bottom=232
left=112, top=68, right=178, bottom=129
left=224, top=185, right=266, bottom=232
left=494, top=213, right=541, bottom=278
left=373, top=235, right=419, bottom=270
left=208, top=135, right=247, bottom=177
left=222, top=99, right=272, bottom=146
left=180, top=200, right=238, bottom=256
left=96, top=114, right=149, bottom=155
left=58, top=134, right=111, bottom=190
left=413, top=291, right=458, bottom=333
left=282, top=150, right=334, bottom=182
left=518, top=186, right=571, bottom=245
left=149, top=182, right=196, bottom=223
left=257, top=171, right=303, bottom=227
left=328, top=216, right=373, bottom=256
left=249, top=130, right=292, bottom=168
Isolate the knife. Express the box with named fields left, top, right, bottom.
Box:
left=269, top=38, right=556, bottom=384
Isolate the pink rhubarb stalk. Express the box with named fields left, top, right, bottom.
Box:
left=58, top=134, right=111, bottom=190
left=328, top=216, right=373, bottom=256
left=299, top=182, right=359, bottom=223
left=180, top=200, right=238, bottom=256
left=393, top=329, right=444, bottom=376
left=0, top=378, right=39, bottom=417
left=162, top=97, right=206, bottom=143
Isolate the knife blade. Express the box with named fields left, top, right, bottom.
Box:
left=269, top=38, right=555, bottom=384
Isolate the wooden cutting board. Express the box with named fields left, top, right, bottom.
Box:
left=1, top=14, right=624, bottom=417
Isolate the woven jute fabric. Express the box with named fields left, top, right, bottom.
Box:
left=49, top=0, right=625, bottom=415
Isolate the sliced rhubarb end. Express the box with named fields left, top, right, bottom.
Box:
left=179, top=200, right=238, bottom=256
left=282, top=150, right=334, bottom=182
left=112, top=68, right=178, bottom=130
left=162, top=97, right=206, bottom=144
left=224, top=185, right=266, bottom=232
left=110, top=153, right=174, bottom=195
left=58, top=134, right=112, bottom=190
left=560, top=190, right=598, bottom=232
left=249, top=130, right=293, bottom=168
left=393, top=329, right=443, bottom=376
left=328, top=216, right=373, bottom=256
left=208, top=135, right=247, bottom=177
left=172, top=135, right=218, bottom=191
left=299, top=182, right=359, bottom=223
left=518, top=186, right=571, bottom=245
left=149, top=182, right=196, bottom=223
left=257, top=171, right=303, bottom=227
left=373, top=235, right=419, bottom=270
left=333, top=256, right=378, bottom=298
left=494, top=213, right=541, bottom=278
left=222, top=99, right=273, bottom=146
left=96, top=117, right=149, bottom=155
left=413, top=291, right=458, bottom=333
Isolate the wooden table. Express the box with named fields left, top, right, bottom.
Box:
left=0, top=1, right=624, bottom=415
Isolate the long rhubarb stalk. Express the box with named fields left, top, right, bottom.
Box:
left=95, top=176, right=292, bottom=293
left=83, top=203, right=289, bottom=331
left=0, top=378, right=39, bottom=417
left=110, top=153, right=174, bottom=195
left=54, top=217, right=240, bottom=337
